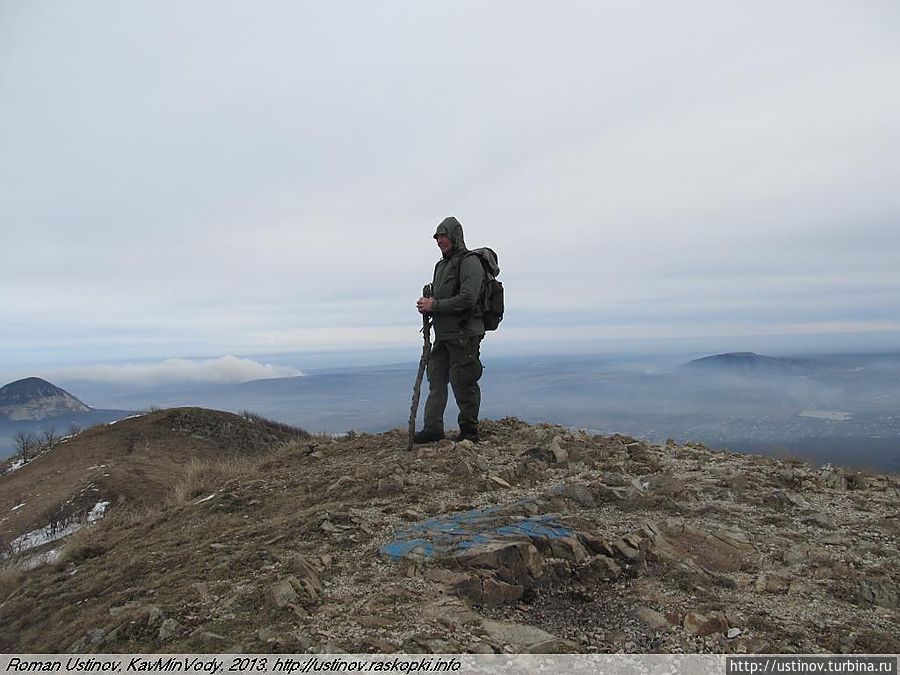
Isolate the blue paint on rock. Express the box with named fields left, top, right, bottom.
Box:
left=380, top=503, right=575, bottom=561
left=380, top=538, right=435, bottom=559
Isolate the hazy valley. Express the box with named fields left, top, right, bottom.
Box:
left=9, top=351, right=897, bottom=472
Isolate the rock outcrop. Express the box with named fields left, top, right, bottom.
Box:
left=1, top=414, right=896, bottom=654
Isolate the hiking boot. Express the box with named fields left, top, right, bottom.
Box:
left=413, top=428, right=445, bottom=444
left=453, top=426, right=480, bottom=443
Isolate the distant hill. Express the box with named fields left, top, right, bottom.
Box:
left=0, top=377, right=145, bottom=459
left=682, top=352, right=808, bottom=373
left=0, top=376, right=90, bottom=421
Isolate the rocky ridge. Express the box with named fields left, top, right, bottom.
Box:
left=0, top=414, right=897, bottom=654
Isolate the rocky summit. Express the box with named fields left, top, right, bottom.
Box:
left=0, top=377, right=90, bottom=421
left=0, top=411, right=897, bottom=654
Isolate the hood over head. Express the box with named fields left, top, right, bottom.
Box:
left=433, top=216, right=467, bottom=256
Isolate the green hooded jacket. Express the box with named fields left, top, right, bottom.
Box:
left=429, top=217, right=485, bottom=340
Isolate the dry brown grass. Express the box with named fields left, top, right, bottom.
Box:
left=773, top=448, right=813, bottom=467
left=238, top=410, right=309, bottom=438
left=0, top=408, right=308, bottom=551
left=170, top=456, right=261, bottom=504
left=58, top=503, right=163, bottom=564
left=58, top=525, right=108, bottom=564
left=0, top=561, right=26, bottom=603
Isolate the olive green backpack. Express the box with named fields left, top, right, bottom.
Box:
left=464, top=247, right=504, bottom=331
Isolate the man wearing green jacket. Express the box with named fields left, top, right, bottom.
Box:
left=414, top=216, right=486, bottom=443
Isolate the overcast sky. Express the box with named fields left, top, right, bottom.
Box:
left=2, top=1, right=899, bottom=384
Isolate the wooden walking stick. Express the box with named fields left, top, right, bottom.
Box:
left=408, top=283, right=433, bottom=450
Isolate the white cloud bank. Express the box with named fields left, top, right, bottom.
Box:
left=46, top=356, right=302, bottom=386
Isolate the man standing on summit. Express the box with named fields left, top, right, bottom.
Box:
left=415, top=216, right=486, bottom=443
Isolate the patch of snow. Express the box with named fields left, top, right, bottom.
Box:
left=11, top=503, right=26, bottom=511
left=6, top=500, right=111, bottom=558
left=5, top=458, right=26, bottom=474
left=87, top=501, right=110, bottom=523
left=107, top=414, right=144, bottom=426
left=194, top=493, right=217, bottom=504
left=12, top=521, right=82, bottom=553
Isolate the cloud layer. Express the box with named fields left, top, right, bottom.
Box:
left=45, top=356, right=302, bottom=387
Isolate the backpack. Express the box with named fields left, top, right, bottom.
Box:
left=464, top=247, right=504, bottom=331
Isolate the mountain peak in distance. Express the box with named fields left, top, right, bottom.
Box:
left=0, top=376, right=91, bottom=421
left=682, top=352, right=807, bottom=373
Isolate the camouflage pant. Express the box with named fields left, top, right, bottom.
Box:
left=423, top=335, right=483, bottom=433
